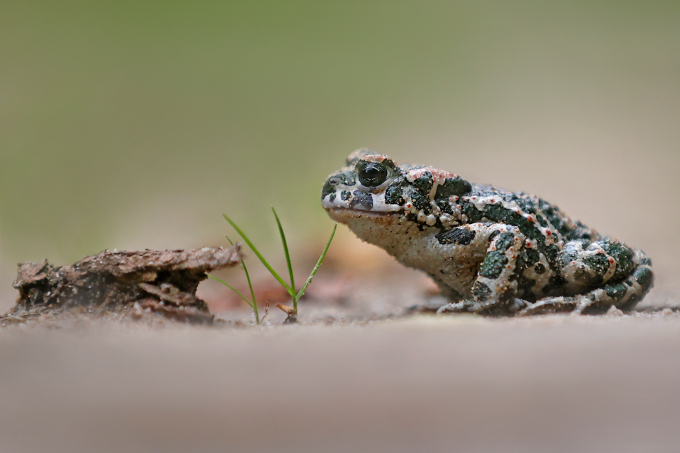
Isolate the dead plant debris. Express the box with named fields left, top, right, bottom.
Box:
left=3, top=246, right=243, bottom=325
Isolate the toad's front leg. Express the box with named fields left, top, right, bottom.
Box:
left=437, top=223, right=527, bottom=315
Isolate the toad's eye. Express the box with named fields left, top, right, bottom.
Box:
left=357, top=161, right=388, bottom=187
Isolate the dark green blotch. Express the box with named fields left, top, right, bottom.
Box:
left=634, top=267, right=653, bottom=290
left=461, top=202, right=483, bottom=223
left=605, top=283, right=628, bottom=301
left=538, top=198, right=584, bottom=239
left=338, top=171, right=356, bottom=185
left=321, top=179, right=337, bottom=200
left=413, top=172, right=433, bottom=194
left=436, top=199, right=454, bottom=214
left=385, top=184, right=404, bottom=205
left=572, top=252, right=606, bottom=286
left=515, top=197, right=537, bottom=215
left=409, top=189, right=431, bottom=212
left=523, top=249, right=540, bottom=267
left=322, top=171, right=356, bottom=199
left=494, top=232, right=515, bottom=253
left=434, top=177, right=472, bottom=199
left=583, top=253, right=610, bottom=277
left=473, top=281, right=492, bottom=301
left=340, top=191, right=351, bottom=201
left=479, top=251, right=509, bottom=279
left=483, top=203, right=543, bottom=243
left=534, top=263, right=546, bottom=274
left=543, top=245, right=560, bottom=271
left=601, top=240, right=635, bottom=281
left=436, top=228, right=476, bottom=245
left=329, top=193, right=336, bottom=203
left=481, top=203, right=511, bottom=223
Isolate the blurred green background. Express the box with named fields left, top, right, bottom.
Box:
left=2, top=1, right=679, bottom=308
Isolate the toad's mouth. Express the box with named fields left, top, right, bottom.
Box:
left=324, top=207, right=401, bottom=224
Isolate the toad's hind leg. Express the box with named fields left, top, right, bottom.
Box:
left=518, top=242, right=654, bottom=316
left=438, top=224, right=527, bottom=315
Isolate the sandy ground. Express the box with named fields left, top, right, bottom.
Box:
left=2, top=268, right=680, bottom=453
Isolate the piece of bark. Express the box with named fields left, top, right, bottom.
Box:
left=5, top=246, right=243, bottom=325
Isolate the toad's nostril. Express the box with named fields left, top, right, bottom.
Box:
left=329, top=177, right=341, bottom=185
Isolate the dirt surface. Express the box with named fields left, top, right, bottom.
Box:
left=1, top=266, right=680, bottom=452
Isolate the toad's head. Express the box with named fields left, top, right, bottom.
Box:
left=321, top=149, right=471, bottom=229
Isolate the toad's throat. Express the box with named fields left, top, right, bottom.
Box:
left=324, top=207, right=429, bottom=258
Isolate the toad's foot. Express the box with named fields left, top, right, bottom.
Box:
left=515, top=296, right=581, bottom=316
left=436, top=298, right=530, bottom=316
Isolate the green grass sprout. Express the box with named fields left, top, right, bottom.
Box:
left=222, top=210, right=337, bottom=323
left=272, top=207, right=296, bottom=298
left=295, top=224, right=336, bottom=303
left=223, top=214, right=292, bottom=293
left=227, top=235, right=260, bottom=324
left=208, top=235, right=261, bottom=324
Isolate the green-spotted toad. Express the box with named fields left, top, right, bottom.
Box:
left=321, top=149, right=654, bottom=316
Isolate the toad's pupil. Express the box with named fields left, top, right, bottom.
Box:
left=358, top=161, right=388, bottom=187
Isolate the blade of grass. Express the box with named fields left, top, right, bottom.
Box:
left=242, top=259, right=258, bottom=322
left=226, top=235, right=260, bottom=324
left=223, top=214, right=293, bottom=294
left=295, top=224, right=337, bottom=302
left=271, top=207, right=296, bottom=295
left=208, top=274, right=254, bottom=309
